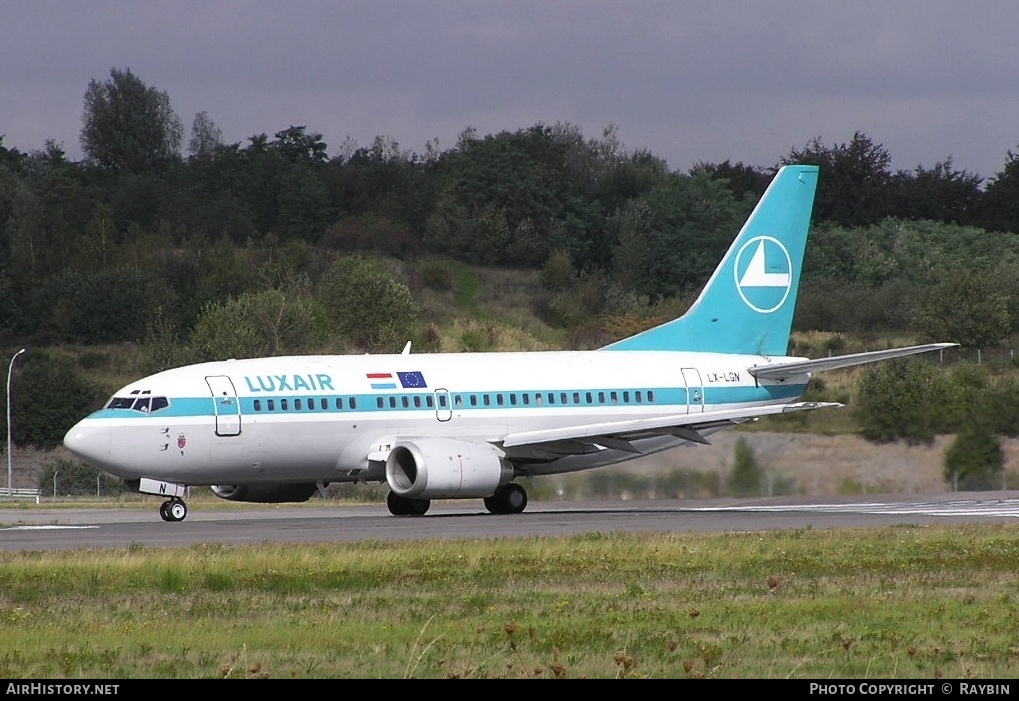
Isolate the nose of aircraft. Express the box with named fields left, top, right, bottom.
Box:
left=63, top=420, right=111, bottom=466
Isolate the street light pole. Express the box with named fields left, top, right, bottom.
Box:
left=7, top=348, right=26, bottom=497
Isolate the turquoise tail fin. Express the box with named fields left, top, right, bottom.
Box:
left=603, top=164, right=819, bottom=356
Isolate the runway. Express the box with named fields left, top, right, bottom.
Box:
left=2, top=492, right=1018, bottom=551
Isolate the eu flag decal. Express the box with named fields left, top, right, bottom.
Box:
left=397, top=371, right=427, bottom=389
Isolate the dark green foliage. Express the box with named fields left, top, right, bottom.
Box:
left=975, top=148, right=1019, bottom=233
left=944, top=421, right=1003, bottom=491
left=80, top=67, right=183, bottom=172
left=9, top=351, right=102, bottom=450
left=187, top=282, right=328, bottom=361
left=539, top=251, right=576, bottom=291
left=891, top=158, right=983, bottom=225
left=852, top=358, right=949, bottom=445
left=609, top=172, right=747, bottom=299
left=728, top=437, right=763, bottom=497
left=689, top=160, right=771, bottom=199
left=916, top=270, right=1010, bottom=349
left=783, top=132, right=893, bottom=227
left=417, top=259, right=454, bottom=292
left=37, top=457, right=125, bottom=497
left=318, top=256, right=417, bottom=351
left=983, top=374, right=1019, bottom=438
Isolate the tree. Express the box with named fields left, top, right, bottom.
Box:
left=728, top=437, right=763, bottom=497
left=976, top=148, right=1019, bottom=233
left=80, top=67, right=183, bottom=172
left=188, top=111, right=224, bottom=160
left=318, top=256, right=417, bottom=351
left=187, top=281, right=328, bottom=362
left=890, top=157, right=982, bottom=225
left=783, top=132, right=893, bottom=227
left=852, top=358, right=947, bottom=445
left=915, top=270, right=1010, bottom=349
left=944, top=420, right=1003, bottom=491
left=13, top=352, right=101, bottom=450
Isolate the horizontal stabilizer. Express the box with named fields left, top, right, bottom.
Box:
left=748, top=343, right=957, bottom=381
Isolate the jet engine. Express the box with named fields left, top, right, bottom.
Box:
left=385, top=438, right=513, bottom=499
left=211, top=482, right=320, bottom=503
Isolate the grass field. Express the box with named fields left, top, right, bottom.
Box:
left=1, top=523, right=1018, bottom=679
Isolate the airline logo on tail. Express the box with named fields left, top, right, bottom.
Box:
left=734, top=236, right=792, bottom=314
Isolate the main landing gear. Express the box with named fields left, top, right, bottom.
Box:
left=484, top=483, right=528, bottom=515
left=386, top=483, right=529, bottom=517
left=159, top=498, right=188, bottom=522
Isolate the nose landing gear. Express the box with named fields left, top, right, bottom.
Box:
left=159, top=498, right=188, bottom=522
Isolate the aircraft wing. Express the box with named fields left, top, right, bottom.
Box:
left=500, top=400, right=842, bottom=454
left=747, top=343, right=958, bottom=381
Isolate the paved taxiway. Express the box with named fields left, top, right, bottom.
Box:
left=2, top=492, right=1018, bottom=551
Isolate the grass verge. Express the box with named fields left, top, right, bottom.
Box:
left=1, top=524, right=1017, bottom=678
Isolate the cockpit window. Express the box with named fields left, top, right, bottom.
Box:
left=106, top=395, right=169, bottom=413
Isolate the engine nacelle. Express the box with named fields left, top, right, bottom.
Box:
left=211, top=482, right=319, bottom=503
left=385, top=438, right=512, bottom=499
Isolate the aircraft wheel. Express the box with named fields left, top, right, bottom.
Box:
left=503, top=483, right=527, bottom=513
left=408, top=498, right=430, bottom=516
left=161, top=499, right=187, bottom=522
left=387, top=491, right=429, bottom=516
left=484, top=483, right=528, bottom=515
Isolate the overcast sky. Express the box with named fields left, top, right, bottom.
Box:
left=2, top=1, right=1018, bottom=181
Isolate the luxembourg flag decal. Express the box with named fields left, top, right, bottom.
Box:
left=366, top=371, right=427, bottom=390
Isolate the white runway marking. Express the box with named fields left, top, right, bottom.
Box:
left=2, top=525, right=99, bottom=530
left=694, top=500, right=1019, bottom=518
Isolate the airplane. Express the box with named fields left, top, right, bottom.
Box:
left=62, top=164, right=956, bottom=522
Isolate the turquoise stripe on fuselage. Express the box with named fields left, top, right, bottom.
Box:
left=85, top=382, right=806, bottom=421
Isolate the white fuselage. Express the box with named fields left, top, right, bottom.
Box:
left=63, top=349, right=807, bottom=486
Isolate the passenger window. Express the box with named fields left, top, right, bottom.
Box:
left=376, top=397, right=384, bottom=409
left=647, top=391, right=654, bottom=403
left=254, top=399, right=262, bottom=412
left=267, top=399, right=275, bottom=411
left=414, top=396, right=422, bottom=408
left=623, top=391, right=629, bottom=403
left=321, top=398, right=328, bottom=410
left=389, top=397, right=397, bottom=408
left=336, top=397, right=344, bottom=410
left=349, top=397, right=357, bottom=409
left=295, top=398, right=302, bottom=410
left=573, top=392, right=580, bottom=404
left=402, top=396, right=409, bottom=408
left=281, top=399, right=289, bottom=411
